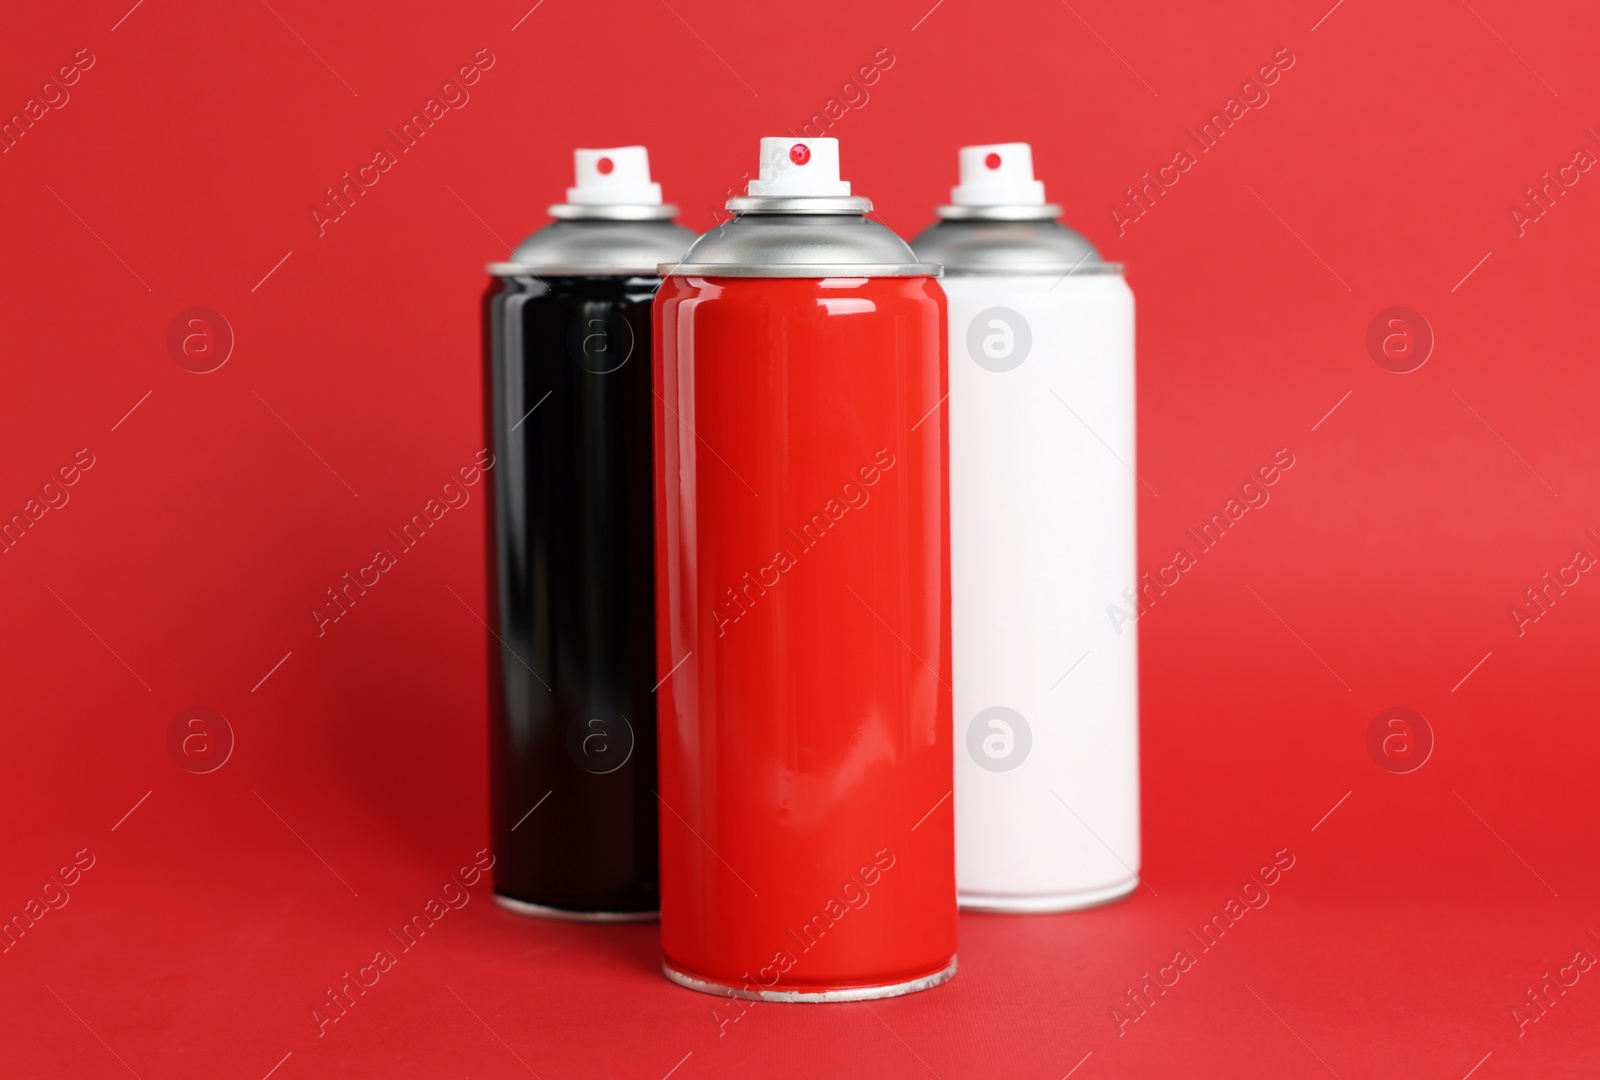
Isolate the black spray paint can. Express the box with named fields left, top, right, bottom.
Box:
left=482, top=147, right=693, bottom=919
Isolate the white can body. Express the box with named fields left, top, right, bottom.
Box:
left=944, top=272, right=1140, bottom=911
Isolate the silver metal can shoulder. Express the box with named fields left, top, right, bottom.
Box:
left=487, top=204, right=696, bottom=277
left=662, top=195, right=938, bottom=278
left=911, top=204, right=1122, bottom=276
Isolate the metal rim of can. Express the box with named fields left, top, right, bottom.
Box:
left=547, top=202, right=680, bottom=221
left=934, top=203, right=1063, bottom=221
left=488, top=214, right=693, bottom=277
left=662, top=957, right=958, bottom=1002
left=485, top=262, right=666, bottom=277
left=724, top=194, right=874, bottom=215
left=937, top=262, right=1125, bottom=277
left=492, top=893, right=660, bottom=923
left=912, top=213, right=1125, bottom=276
left=488, top=206, right=691, bottom=275
left=958, top=875, right=1140, bottom=913
left=657, top=262, right=941, bottom=278
left=667, top=195, right=937, bottom=277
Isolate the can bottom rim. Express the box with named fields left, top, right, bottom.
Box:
left=492, top=892, right=659, bottom=923
left=959, top=875, right=1139, bottom=914
left=662, top=956, right=958, bottom=1003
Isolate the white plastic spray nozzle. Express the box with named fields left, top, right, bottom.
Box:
left=951, top=143, right=1047, bottom=207
left=567, top=146, right=663, bottom=206
left=746, top=137, right=852, bottom=197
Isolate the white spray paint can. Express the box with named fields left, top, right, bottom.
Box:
left=912, top=143, right=1139, bottom=912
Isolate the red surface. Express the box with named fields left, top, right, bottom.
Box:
left=653, top=275, right=954, bottom=994
left=2, top=0, right=1599, bottom=1077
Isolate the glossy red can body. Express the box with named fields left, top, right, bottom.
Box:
left=652, top=273, right=956, bottom=999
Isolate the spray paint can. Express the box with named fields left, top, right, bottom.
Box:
left=483, top=147, right=693, bottom=919
left=911, top=143, right=1140, bottom=912
left=653, top=137, right=956, bottom=999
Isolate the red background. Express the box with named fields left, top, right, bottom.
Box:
left=3, top=0, right=1598, bottom=1076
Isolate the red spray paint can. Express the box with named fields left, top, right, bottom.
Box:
left=653, top=137, right=956, bottom=1002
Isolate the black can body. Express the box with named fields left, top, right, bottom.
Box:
left=483, top=273, right=659, bottom=916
